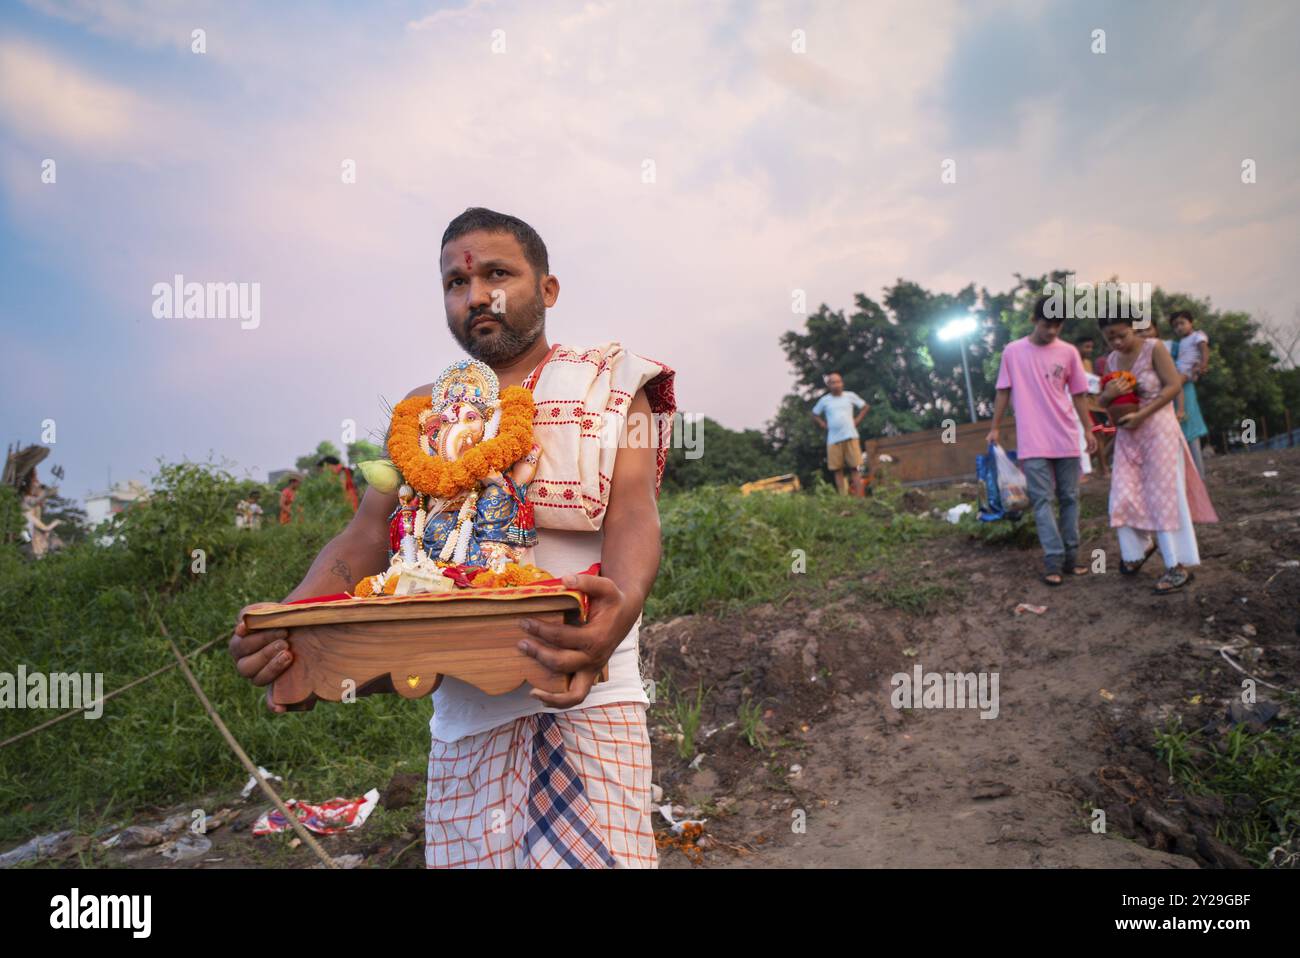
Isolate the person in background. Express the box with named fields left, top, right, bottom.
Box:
left=1170, top=309, right=1210, bottom=477
left=279, top=475, right=301, bottom=525
left=236, top=490, right=264, bottom=530
left=986, top=294, right=1097, bottom=585
left=1136, top=316, right=1190, bottom=421
left=1074, top=337, right=1105, bottom=480
left=320, top=455, right=360, bottom=511
left=1096, top=312, right=1217, bottom=593
left=1077, top=337, right=1097, bottom=373
left=811, top=372, right=870, bottom=495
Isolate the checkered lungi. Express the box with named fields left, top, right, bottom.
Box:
left=425, top=701, right=657, bottom=868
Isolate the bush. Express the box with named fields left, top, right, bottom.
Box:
left=108, top=460, right=251, bottom=591
left=287, top=470, right=353, bottom=532
left=0, top=460, right=945, bottom=844
left=0, top=460, right=409, bottom=846
left=0, top=485, right=24, bottom=545
left=649, top=482, right=940, bottom=619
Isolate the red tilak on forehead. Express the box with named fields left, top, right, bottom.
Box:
left=464, top=251, right=473, bottom=268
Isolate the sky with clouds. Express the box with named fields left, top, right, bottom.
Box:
left=2, top=0, right=1298, bottom=502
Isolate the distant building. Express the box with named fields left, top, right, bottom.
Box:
left=84, top=480, right=150, bottom=530
left=267, top=469, right=294, bottom=486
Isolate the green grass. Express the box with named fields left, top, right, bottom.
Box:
left=2, top=465, right=962, bottom=844
left=0, top=463, right=428, bottom=845
left=656, top=674, right=708, bottom=761
left=737, top=696, right=769, bottom=750
left=0, top=464, right=968, bottom=844
left=955, top=510, right=1041, bottom=547
left=649, top=478, right=946, bottom=619
left=1154, top=707, right=1300, bottom=867
left=846, top=576, right=963, bottom=614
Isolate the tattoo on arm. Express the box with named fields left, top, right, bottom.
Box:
left=330, top=558, right=353, bottom=584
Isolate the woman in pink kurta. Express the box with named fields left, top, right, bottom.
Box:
left=1098, top=316, right=1217, bottom=593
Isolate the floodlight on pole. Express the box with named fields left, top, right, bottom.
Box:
left=938, top=313, right=978, bottom=423
left=937, top=316, right=977, bottom=341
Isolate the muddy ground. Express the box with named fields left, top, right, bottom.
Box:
left=11, top=446, right=1297, bottom=870
left=646, top=445, right=1299, bottom=869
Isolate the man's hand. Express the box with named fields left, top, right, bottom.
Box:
left=985, top=427, right=1000, bottom=445
left=1085, top=431, right=1098, bottom=454
left=228, top=607, right=292, bottom=714
left=227, top=484, right=396, bottom=714
left=516, top=572, right=638, bottom=709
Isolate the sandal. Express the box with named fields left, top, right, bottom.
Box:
left=1119, top=543, right=1158, bottom=576
left=1063, top=557, right=1090, bottom=576
left=1041, top=572, right=1064, bottom=587
left=1153, top=568, right=1194, bottom=594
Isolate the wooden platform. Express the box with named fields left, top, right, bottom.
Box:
left=241, top=587, right=601, bottom=711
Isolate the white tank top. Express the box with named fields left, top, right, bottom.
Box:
left=429, top=526, right=648, bottom=742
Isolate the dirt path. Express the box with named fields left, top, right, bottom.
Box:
left=649, top=447, right=1299, bottom=868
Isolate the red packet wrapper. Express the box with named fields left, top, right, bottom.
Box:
left=252, top=788, right=379, bottom=835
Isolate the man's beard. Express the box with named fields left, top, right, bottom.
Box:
left=450, top=289, right=546, bottom=366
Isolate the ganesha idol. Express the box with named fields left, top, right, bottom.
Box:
left=351, top=358, right=547, bottom=598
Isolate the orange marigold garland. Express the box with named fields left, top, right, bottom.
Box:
left=387, top=385, right=535, bottom=498
left=1100, top=369, right=1140, bottom=408
left=469, top=563, right=552, bottom=588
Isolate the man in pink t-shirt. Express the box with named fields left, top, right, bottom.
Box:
left=987, top=295, right=1097, bottom=585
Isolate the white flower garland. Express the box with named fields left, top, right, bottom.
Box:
left=439, top=490, right=479, bottom=563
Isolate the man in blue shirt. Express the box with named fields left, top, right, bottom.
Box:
left=810, top=372, right=870, bottom=495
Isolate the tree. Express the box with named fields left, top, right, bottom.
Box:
left=40, top=491, right=89, bottom=548
left=776, top=272, right=1299, bottom=463
left=773, top=277, right=1033, bottom=480
left=347, top=439, right=384, bottom=465
left=1194, top=311, right=1287, bottom=447
left=345, top=439, right=386, bottom=497
left=0, top=485, right=23, bottom=548
left=764, top=393, right=835, bottom=489
left=660, top=416, right=785, bottom=492
left=777, top=279, right=1026, bottom=435
left=295, top=440, right=342, bottom=474
left=111, top=460, right=245, bottom=590
left=1256, top=306, right=1300, bottom=370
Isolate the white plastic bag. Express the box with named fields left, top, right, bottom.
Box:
left=945, top=503, right=974, bottom=524
left=991, top=443, right=1030, bottom=513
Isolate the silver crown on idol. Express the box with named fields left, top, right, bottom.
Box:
left=430, top=358, right=500, bottom=417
